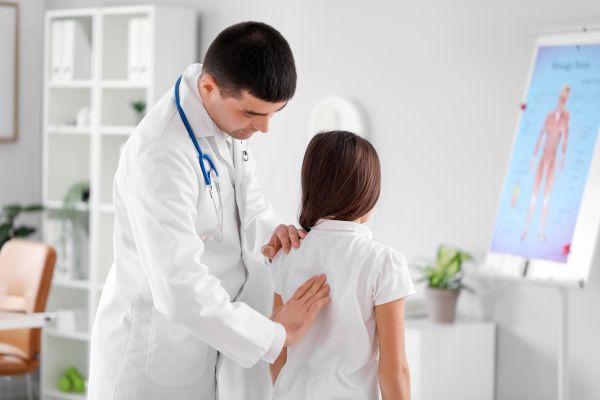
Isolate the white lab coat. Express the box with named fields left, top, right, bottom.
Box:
left=88, top=64, right=283, bottom=400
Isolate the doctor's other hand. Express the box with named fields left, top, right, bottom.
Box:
left=271, top=274, right=330, bottom=347
left=262, top=224, right=307, bottom=261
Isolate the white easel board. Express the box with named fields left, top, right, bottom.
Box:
left=485, top=31, right=600, bottom=286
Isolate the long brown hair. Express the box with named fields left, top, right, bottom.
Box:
left=299, top=131, right=381, bottom=232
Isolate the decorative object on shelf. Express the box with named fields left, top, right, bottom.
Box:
left=54, top=307, right=88, bottom=333
left=416, top=245, right=473, bottom=323
left=0, top=2, right=19, bottom=143
left=58, top=367, right=86, bottom=394
left=130, top=100, right=146, bottom=123
left=0, top=203, right=44, bottom=249
left=76, top=105, right=91, bottom=128
left=54, top=181, right=90, bottom=280
left=308, top=96, right=366, bottom=138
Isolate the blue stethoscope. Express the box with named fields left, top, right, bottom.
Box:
left=174, top=76, right=219, bottom=187
left=174, top=76, right=225, bottom=241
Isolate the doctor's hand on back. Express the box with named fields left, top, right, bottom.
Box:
left=262, top=224, right=329, bottom=346
left=262, top=223, right=307, bottom=261
left=271, top=273, right=330, bottom=346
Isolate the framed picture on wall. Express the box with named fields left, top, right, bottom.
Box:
left=0, top=2, right=19, bottom=143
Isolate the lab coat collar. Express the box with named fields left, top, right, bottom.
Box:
left=312, top=219, right=373, bottom=240
left=179, top=63, right=224, bottom=139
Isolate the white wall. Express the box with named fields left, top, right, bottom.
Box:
left=0, top=2, right=45, bottom=395
left=0, top=0, right=45, bottom=227
left=41, top=1, right=600, bottom=399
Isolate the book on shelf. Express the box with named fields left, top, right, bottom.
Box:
left=50, top=19, right=92, bottom=82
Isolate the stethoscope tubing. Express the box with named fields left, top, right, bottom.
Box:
left=174, top=75, right=218, bottom=187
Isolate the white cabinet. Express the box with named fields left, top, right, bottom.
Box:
left=405, top=318, right=496, bottom=400
left=41, top=5, right=196, bottom=399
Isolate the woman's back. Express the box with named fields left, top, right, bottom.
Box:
left=272, top=219, right=415, bottom=399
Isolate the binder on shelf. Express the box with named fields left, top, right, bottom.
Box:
left=50, top=21, right=63, bottom=81
left=127, top=17, right=150, bottom=82
left=50, top=19, right=92, bottom=82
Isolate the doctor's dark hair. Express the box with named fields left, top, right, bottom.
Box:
left=202, top=21, right=296, bottom=102
left=299, top=131, right=381, bottom=232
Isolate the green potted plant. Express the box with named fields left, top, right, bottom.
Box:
left=131, top=100, right=146, bottom=124
left=417, top=245, right=473, bottom=323
left=0, top=203, right=44, bottom=249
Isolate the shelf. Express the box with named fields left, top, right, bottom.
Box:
left=45, top=200, right=89, bottom=212
left=47, top=88, right=92, bottom=127
left=101, top=87, right=146, bottom=126
left=47, top=125, right=92, bottom=135
left=101, top=80, right=149, bottom=88
left=45, top=328, right=90, bottom=342
left=47, top=8, right=95, bottom=19
left=44, top=389, right=87, bottom=400
left=53, top=278, right=91, bottom=290
left=47, top=80, right=93, bottom=89
left=42, top=6, right=197, bottom=394
left=100, top=125, right=135, bottom=135
left=102, top=5, right=153, bottom=16
left=101, top=12, right=151, bottom=81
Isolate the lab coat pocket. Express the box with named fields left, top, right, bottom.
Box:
left=145, top=308, right=213, bottom=387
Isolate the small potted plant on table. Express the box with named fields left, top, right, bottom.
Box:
left=417, top=245, right=473, bottom=323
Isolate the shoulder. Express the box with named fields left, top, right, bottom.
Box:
left=369, top=246, right=415, bottom=305
left=128, top=93, right=193, bottom=165
left=361, top=240, right=410, bottom=280
left=361, top=238, right=402, bottom=266
left=131, top=90, right=182, bottom=147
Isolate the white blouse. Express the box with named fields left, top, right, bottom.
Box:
left=272, top=219, right=416, bottom=399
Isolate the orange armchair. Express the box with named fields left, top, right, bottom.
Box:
left=0, top=239, right=56, bottom=399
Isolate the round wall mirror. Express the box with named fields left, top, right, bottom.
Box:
left=308, top=96, right=366, bottom=138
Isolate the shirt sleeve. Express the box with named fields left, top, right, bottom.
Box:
left=270, top=252, right=285, bottom=296
left=372, top=249, right=416, bottom=306
left=262, top=322, right=286, bottom=363
left=126, top=135, right=282, bottom=368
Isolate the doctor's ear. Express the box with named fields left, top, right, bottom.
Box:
left=199, top=74, right=220, bottom=97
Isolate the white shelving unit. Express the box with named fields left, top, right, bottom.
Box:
left=41, top=5, right=196, bottom=399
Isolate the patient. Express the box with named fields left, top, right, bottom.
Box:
left=270, top=131, right=415, bottom=400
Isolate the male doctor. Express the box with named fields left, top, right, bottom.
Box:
left=88, top=22, right=330, bottom=399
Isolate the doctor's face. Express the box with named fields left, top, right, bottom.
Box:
left=199, top=75, right=287, bottom=140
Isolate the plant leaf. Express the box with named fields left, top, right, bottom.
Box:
left=2, top=204, right=21, bottom=219
left=459, top=251, right=473, bottom=262
left=0, top=223, right=11, bottom=238
left=445, top=257, right=461, bottom=275
left=13, top=226, right=36, bottom=237
left=461, top=282, right=476, bottom=293
left=22, top=204, right=44, bottom=212
left=437, top=245, right=458, bottom=269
